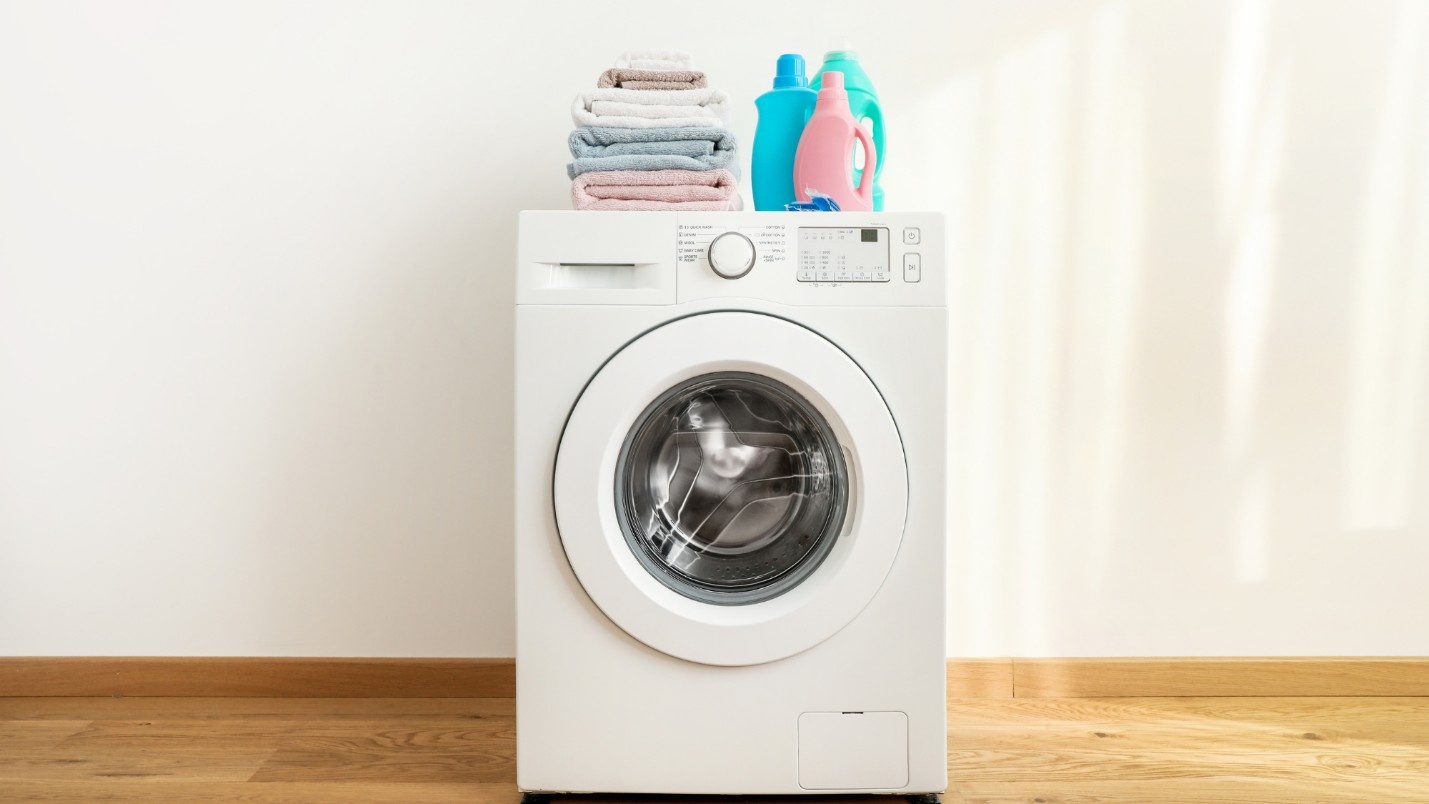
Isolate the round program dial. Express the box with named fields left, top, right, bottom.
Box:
left=707, top=232, right=757, bottom=279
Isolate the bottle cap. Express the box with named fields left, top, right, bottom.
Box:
left=824, top=41, right=858, bottom=61
left=819, top=71, right=845, bottom=92
left=773, top=54, right=808, bottom=88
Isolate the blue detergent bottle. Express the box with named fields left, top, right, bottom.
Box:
left=752, top=54, right=818, bottom=211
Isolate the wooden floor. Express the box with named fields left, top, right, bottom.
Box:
left=1, top=696, right=1427, bottom=802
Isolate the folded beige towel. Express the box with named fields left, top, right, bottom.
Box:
left=597, top=68, right=707, bottom=90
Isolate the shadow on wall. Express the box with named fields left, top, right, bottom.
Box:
left=907, top=0, right=1429, bottom=656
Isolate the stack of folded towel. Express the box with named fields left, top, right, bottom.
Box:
left=568, top=51, right=742, bottom=211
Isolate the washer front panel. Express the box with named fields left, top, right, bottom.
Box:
left=554, top=312, right=908, bottom=666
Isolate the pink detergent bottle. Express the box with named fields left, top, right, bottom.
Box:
left=792, top=71, right=877, bottom=212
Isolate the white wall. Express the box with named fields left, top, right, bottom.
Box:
left=2, top=0, right=1426, bottom=657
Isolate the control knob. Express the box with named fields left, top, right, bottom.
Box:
left=707, top=231, right=757, bottom=279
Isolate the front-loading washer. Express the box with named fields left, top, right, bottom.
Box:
left=514, top=211, right=947, bottom=798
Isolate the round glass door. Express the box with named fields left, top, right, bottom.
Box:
left=615, top=372, right=849, bottom=606
left=553, top=311, right=908, bottom=666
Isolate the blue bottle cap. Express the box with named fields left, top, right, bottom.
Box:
left=773, top=54, right=808, bottom=89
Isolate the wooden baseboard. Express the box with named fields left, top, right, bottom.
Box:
left=0, top=658, right=514, bottom=698
left=1004, top=657, right=1429, bottom=698
left=4, top=657, right=1426, bottom=698
left=948, top=657, right=1429, bottom=698
left=947, top=658, right=1015, bottom=698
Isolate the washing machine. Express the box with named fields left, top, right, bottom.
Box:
left=514, top=211, right=947, bottom=799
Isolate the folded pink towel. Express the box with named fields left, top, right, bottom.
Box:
left=572, top=169, right=742, bottom=211
left=597, top=68, right=707, bottom=90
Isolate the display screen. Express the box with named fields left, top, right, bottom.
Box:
left=861, top=228, right=878, bottom=242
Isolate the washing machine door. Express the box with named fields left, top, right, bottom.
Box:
left=554, top=312, right=908, bottom=666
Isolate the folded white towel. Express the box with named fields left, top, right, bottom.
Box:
left=590, top=100, right=720, bottom=119
left=580, top=87, right=728, bottom=107
left=614, top=50, right=694, bottom=71
left=571, top=87, right=731, bottom=129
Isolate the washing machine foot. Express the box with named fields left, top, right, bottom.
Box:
left=520, top=794, right=555, bottom=804
left=907, top=795, right=941, bottom=804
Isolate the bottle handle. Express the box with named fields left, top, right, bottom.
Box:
left=853, top=123, right=877, bottom=202
left=864, top=103, right=885, bottom=179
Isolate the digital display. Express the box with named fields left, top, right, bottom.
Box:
left=861, top=228, right=878, bottom=242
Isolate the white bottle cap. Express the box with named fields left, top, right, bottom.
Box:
left=826, top=38, right=857, bottom=60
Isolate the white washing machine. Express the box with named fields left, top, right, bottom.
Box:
left=514, top=211, right=947, bottom=799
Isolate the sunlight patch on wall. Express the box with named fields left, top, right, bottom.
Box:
left=967, top=28, right=1075, bottom=654
left=1218, top=0, right=1288, bottom=583
left=1343, top=0, right=1429, bottom=533
left=1073, top=2, right=1145, bottom=594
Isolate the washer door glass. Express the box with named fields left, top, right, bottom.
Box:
left=615, top=371, right=849, bottom=605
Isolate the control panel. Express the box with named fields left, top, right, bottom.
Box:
left=797, top=227, right=890, bottom=282
left=677, top=221, right=788, bottom=272
left=517, top=212, right=942, bottom=307
left=666, top=213, right=940, bottom=305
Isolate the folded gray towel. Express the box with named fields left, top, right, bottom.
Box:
left=567, top=127, right=738, bottom=179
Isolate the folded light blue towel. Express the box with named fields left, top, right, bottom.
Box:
left=567, top=127, right=738, bottom=179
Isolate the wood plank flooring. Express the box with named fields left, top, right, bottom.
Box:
left=1, top=696, right=1427, bottom=802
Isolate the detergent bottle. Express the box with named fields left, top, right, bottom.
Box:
left=792, top=71, right=877, bottom=212
left=751, top=54, right=818, bottom=211
left=809, top=49, right=885, bottom=211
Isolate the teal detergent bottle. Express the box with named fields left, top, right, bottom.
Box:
left=810, top=49, right=885, bottom=211
left=752, top=54, right=818, bottom=211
